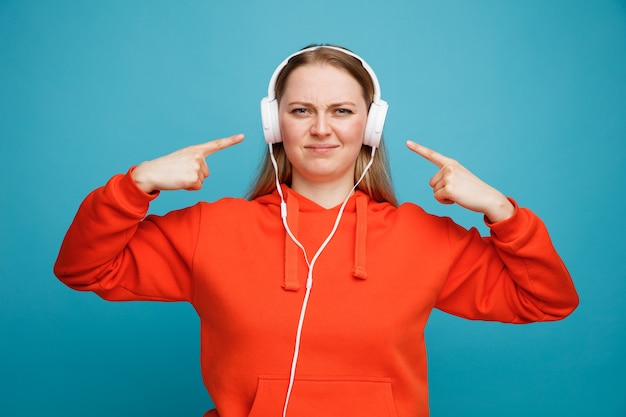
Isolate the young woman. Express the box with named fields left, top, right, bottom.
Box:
left=54, top=45, right=578, bottom=417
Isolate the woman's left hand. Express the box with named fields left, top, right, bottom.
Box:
left=406, top=140, right=515, bottom=223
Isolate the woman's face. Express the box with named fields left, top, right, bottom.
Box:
left=278, top=63, right=368, bottom=190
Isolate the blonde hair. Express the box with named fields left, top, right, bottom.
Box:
left=247, top=45, right=397, bottom=206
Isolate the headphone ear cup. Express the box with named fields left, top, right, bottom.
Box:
left=261, top=97, right=282, bottom=144
left=363, top=100, right=388, bottom=147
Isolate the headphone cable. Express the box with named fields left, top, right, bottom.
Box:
left=269, top=144, right=376, bottom=417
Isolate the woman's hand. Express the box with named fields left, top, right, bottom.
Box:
left=132, top=134, right=244, bottom=194
left=406, top=140, right=514, bottom=223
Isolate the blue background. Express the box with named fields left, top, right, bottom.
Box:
left=1, top=0, right=624, bottom=416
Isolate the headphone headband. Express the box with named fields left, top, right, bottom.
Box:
left=265, top=46, right=383, bottom=102
left=260, top=45, right=388, bottom=147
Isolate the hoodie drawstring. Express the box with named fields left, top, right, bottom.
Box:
left=283, top=191, right=301, bottom=291
left=282, top=190, right=369, bottom=291
left=352, top=194, right=368, bottom=280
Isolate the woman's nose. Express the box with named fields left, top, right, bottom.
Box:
left=310, top=114, right=331, bottom=138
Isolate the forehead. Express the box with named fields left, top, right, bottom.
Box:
left=281, top=63, right=366, bottom=102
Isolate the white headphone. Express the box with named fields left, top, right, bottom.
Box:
left=262, top=46, right=387, bottom=417
left=260, top=45, right=388, bottom=148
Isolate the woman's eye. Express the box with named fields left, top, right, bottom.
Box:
left=291, top=108, right=308, bottom=115
left=335, top=108, right=353, bottom=115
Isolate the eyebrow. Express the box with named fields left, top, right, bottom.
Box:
left=286, top=101, right=358, bottom=107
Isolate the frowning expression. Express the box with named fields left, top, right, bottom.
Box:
left=279, top=63, right=369, bottom=188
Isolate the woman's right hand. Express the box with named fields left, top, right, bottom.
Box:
left=131, top=134, right=244, bottom=194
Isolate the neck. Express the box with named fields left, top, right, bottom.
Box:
left=290, top=176, right=356, bottom=209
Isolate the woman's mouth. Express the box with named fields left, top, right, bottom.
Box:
left=304, top=145, right=339, bottom=155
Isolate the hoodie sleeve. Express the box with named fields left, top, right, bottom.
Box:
left=434, top=199, right=579, bottom=323
left=53, top=169, right=200, bottom=302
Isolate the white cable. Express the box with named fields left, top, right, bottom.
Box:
left=270, top=144, right=376, bottom=417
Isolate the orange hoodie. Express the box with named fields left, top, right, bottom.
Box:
left=54, top=169, right=578, bottom=417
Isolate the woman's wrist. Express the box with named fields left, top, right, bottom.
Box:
left=484, top=195, right=515, bottom=223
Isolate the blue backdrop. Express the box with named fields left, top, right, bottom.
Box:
left=1, top=1, right=624, bottom=416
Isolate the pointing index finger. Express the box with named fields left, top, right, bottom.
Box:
left=199, top=134, right=245, bottom=157
left=406, top=140, right=450, bottom=168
